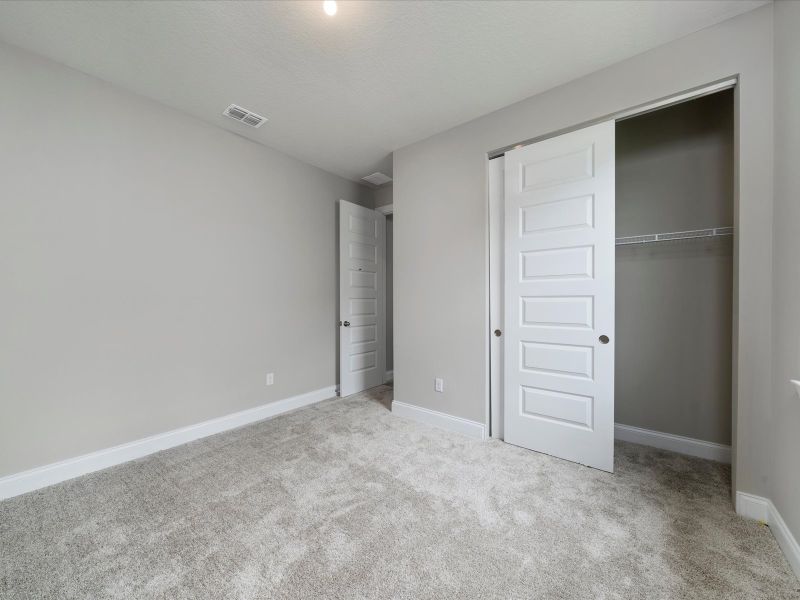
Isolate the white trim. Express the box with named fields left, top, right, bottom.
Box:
left=736, top=492, right=800, bottom=580
left=736, top=491, right=770, bottom=522
left=0, top=385, right=336, bottom=501
left=768, top=500, right=800, bottom=579
left=384, top=370, right=394, bottom=382
left=379, top=210, right=387, bottom=390
left=614, top=423, right=731, bottom=463
left=614, top=77, right=737, bottom=121
left=375, top=203, right=393, bottom=215
left=392, top=401, right=486, bottom=440
left=488, top=155, right=504, bottom=439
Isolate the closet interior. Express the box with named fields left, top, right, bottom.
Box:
left=614, top=89, right=734, bottom=455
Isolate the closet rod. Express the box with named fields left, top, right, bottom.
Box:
left=615, top=226, right=733, bottom=246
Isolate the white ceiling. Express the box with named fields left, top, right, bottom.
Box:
left=0, top=0, right=766, bottom=182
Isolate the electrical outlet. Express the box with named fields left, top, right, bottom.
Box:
left=434, top=377, right=444, bottom=393
left=266, top=373, right=274, bottom=386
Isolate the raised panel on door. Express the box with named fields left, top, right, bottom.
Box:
left=520, top=386, right=594, bottom=430
left=520, top=296, right=594, bottom=330
left=520, top=246, right=594, bottom=281
left=520, top=145, right=594, bottom=191
left=520, top=194, right=594, bottom=235
left=504, top=120, right=615, bottom=472
left=520, top=341, right=594, bottom=379
left=350, top=270, right=377, bottom=290
left=339, top=200, right=386, bottom=397
left=350, top=298, right=378, bottom=316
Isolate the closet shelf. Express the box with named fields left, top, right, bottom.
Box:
left=616, top=226, right=733, bottom=246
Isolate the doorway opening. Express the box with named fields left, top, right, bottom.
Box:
left=488, top=85, right=735, bottom=473
left=384, top=211, right=394, bottom=386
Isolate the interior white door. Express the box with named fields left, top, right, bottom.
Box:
left=339, top=199, right=386, bottom=397
left=503, top=120, right=615, bottom=472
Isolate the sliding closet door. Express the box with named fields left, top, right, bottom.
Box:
left=503, top=121, right=615, bottom=472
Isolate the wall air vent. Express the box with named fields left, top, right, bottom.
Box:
left=361, top=172, right=393, bottom=186
left=223, top=104, right=267, bottom=128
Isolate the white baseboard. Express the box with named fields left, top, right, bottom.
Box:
left=736, top=491, right=770, bottom=522
left=391, top=401, right=486, bottom=440
left=0, top=385, right=336, bottom=501
left=614, top=423, right=731, bottom=463
left=768, top=499, right=800, bottom=579
left=736, top=492, right=800, bottom=580
left=384, top=370, right=394, bottom=382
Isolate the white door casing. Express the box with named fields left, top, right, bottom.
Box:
left=503, top=121, right=615, bottom=472
left=339, top=200, right=386, bottom=397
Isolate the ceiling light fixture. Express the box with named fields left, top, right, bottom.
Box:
left=323, top=1, right=337, bottom=16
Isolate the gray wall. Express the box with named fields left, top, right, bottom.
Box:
left=393, top=6, right=773, bottom=501
left=615, top=91, right=733, bottom=445
left=386, top=215, right=393, bottom=372
left=0, top=42, right=370, bottom=477
left=771, top=0, right=800, bottom=553
left=374, top=184, right=393, bottom=209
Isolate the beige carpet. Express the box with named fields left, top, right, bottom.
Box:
left=1, top=385, right=797, bottom=599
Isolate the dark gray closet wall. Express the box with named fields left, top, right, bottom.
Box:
left=615, top=90, right=733, bottom=445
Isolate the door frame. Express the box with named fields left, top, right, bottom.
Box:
left=488, top=157, right=504, bottom=438
left=486, top=76, right=738, bottom=452
left=376, top=202, right=393, bottom=383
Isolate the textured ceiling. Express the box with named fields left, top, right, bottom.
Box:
left=0, top=0, right=766, bottom=181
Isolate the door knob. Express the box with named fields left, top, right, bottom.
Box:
left=599, top=335, right=609, bottom=344
left=343, top=321, right=351, bottom=327
left=494, top=329, right=502, bottom=337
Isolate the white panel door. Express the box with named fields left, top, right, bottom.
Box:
left=503, top=121, right=615, bottom=472
left=339, top=199, right=386, bottom=397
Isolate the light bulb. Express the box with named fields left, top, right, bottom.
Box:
left=323, top=1, right=337, bottom=16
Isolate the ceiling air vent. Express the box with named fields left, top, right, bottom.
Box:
left=361, top=172, right=393, bottom=186
left=223, top=104, right=267, bottom=128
